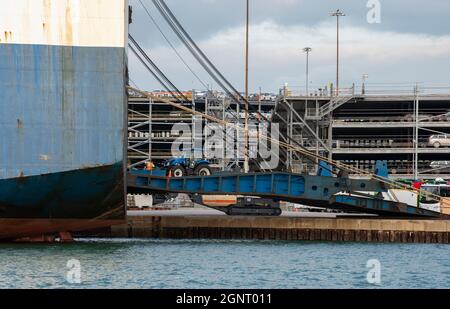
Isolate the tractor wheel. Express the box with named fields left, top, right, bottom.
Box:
left=169, top=165, right=186, bottom=178
left=195, top=164, right=212, bottom=176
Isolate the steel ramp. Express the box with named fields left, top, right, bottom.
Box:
left=330, top=195, right=441, bottom=218
left=127, top=170, right=444, bottom=218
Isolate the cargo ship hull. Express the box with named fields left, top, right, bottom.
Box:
left=0, top=0, right=129, bottom=239
left=0, top=164, right=124, bottom=239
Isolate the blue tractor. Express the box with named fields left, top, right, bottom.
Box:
left=164, top=158, right=212, bottom=177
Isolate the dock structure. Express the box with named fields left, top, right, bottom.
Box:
left=128, top=86, right=450, bottom=180
left=127, top=92, right=275, bottom=170
left=274, top=86, right=450, bottom=179
left=108, top=210, right=450, bottom=244
left=122, top=86, right=450, bottom=244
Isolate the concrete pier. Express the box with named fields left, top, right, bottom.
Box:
left=103, top=209, right=450, bottom=244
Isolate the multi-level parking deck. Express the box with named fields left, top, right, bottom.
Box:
left=127, top=91, right=276, bottom=169
left=274, top=87, right=450, bottom=180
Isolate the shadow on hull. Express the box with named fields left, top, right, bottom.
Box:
left=0, top=163, right=125, bottom=240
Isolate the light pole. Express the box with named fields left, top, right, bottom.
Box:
left=303, top=47, right=312, bottom=96
left=362, top=74, right=369, bottom=95
left=244, top=0, right=250, bottom=173
left=330, top=9, right=345, bottom=96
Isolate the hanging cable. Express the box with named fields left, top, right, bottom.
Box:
left=133, top=1, right=306, bottom=171
left=155, top=0, right=247, bottom=103
left=129, top=33, right=255, bottom=169
left=150, top=0, right=263, bottom=148
left=153, top=0, right=323, bottom=170
left=129, top=34, right=190, bottom=102
left=152, top=0, right=238, bottom=101
left=129, top=44, right=173, bottom=95
left=137, top=0, right=209, bottom=90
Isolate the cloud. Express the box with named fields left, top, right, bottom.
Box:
left=130, top=19, right=450, bottom=92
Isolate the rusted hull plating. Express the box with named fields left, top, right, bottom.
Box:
left=0, top=1, right=129, bottom=239
left=0, top=219, right=124, bottom=240
left=0, top=164, right=126, bottom=239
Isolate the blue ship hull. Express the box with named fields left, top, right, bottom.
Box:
left=0, top=42, right=127, bottom=239
left=0, top=164, right=125, bottom=239
left=0, top=163, right=124, bottom=219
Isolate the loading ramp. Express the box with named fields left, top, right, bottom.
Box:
left=127, top=170, right=445, bottom=218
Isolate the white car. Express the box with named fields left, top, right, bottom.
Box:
left=430, top=161, right=450, bottom=169
left=428, top=135, right=450, bottom=148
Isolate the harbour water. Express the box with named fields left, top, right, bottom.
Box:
left=0, top=239, right=449, bottom=289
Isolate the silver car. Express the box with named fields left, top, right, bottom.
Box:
left=430, top=161, right=450, bottom=169
left=428, top=135, right=450, bottom=148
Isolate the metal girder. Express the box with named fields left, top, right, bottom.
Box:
left=129, top=108, right=152, bottom=119
left=129, top=170, right=386, bottom=200
left=283, top=99, right=331, bottom=152
left=272, top=111, right=305, bottom=165
left=318, top=96, right=354, bottom=117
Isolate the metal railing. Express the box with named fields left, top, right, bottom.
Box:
left=281, top=83, right=450, bottom=98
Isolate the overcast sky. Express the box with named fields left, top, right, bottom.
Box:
left=129, top=0, right=450, bottom=93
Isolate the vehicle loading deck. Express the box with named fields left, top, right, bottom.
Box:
left=127, top=170, right=447, bottom=219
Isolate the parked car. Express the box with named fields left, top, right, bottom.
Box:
left=428, top=135, right=450, bottom=148
left=430, top=161, right=450, bottom=169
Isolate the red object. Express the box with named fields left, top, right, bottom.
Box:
left=413, top=181, right=424, bottom=189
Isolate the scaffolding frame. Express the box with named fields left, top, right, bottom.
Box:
left=277, top=85, right=450, bottom=179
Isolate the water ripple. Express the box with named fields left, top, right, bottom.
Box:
left=0, top=239, right=449, bottom=289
